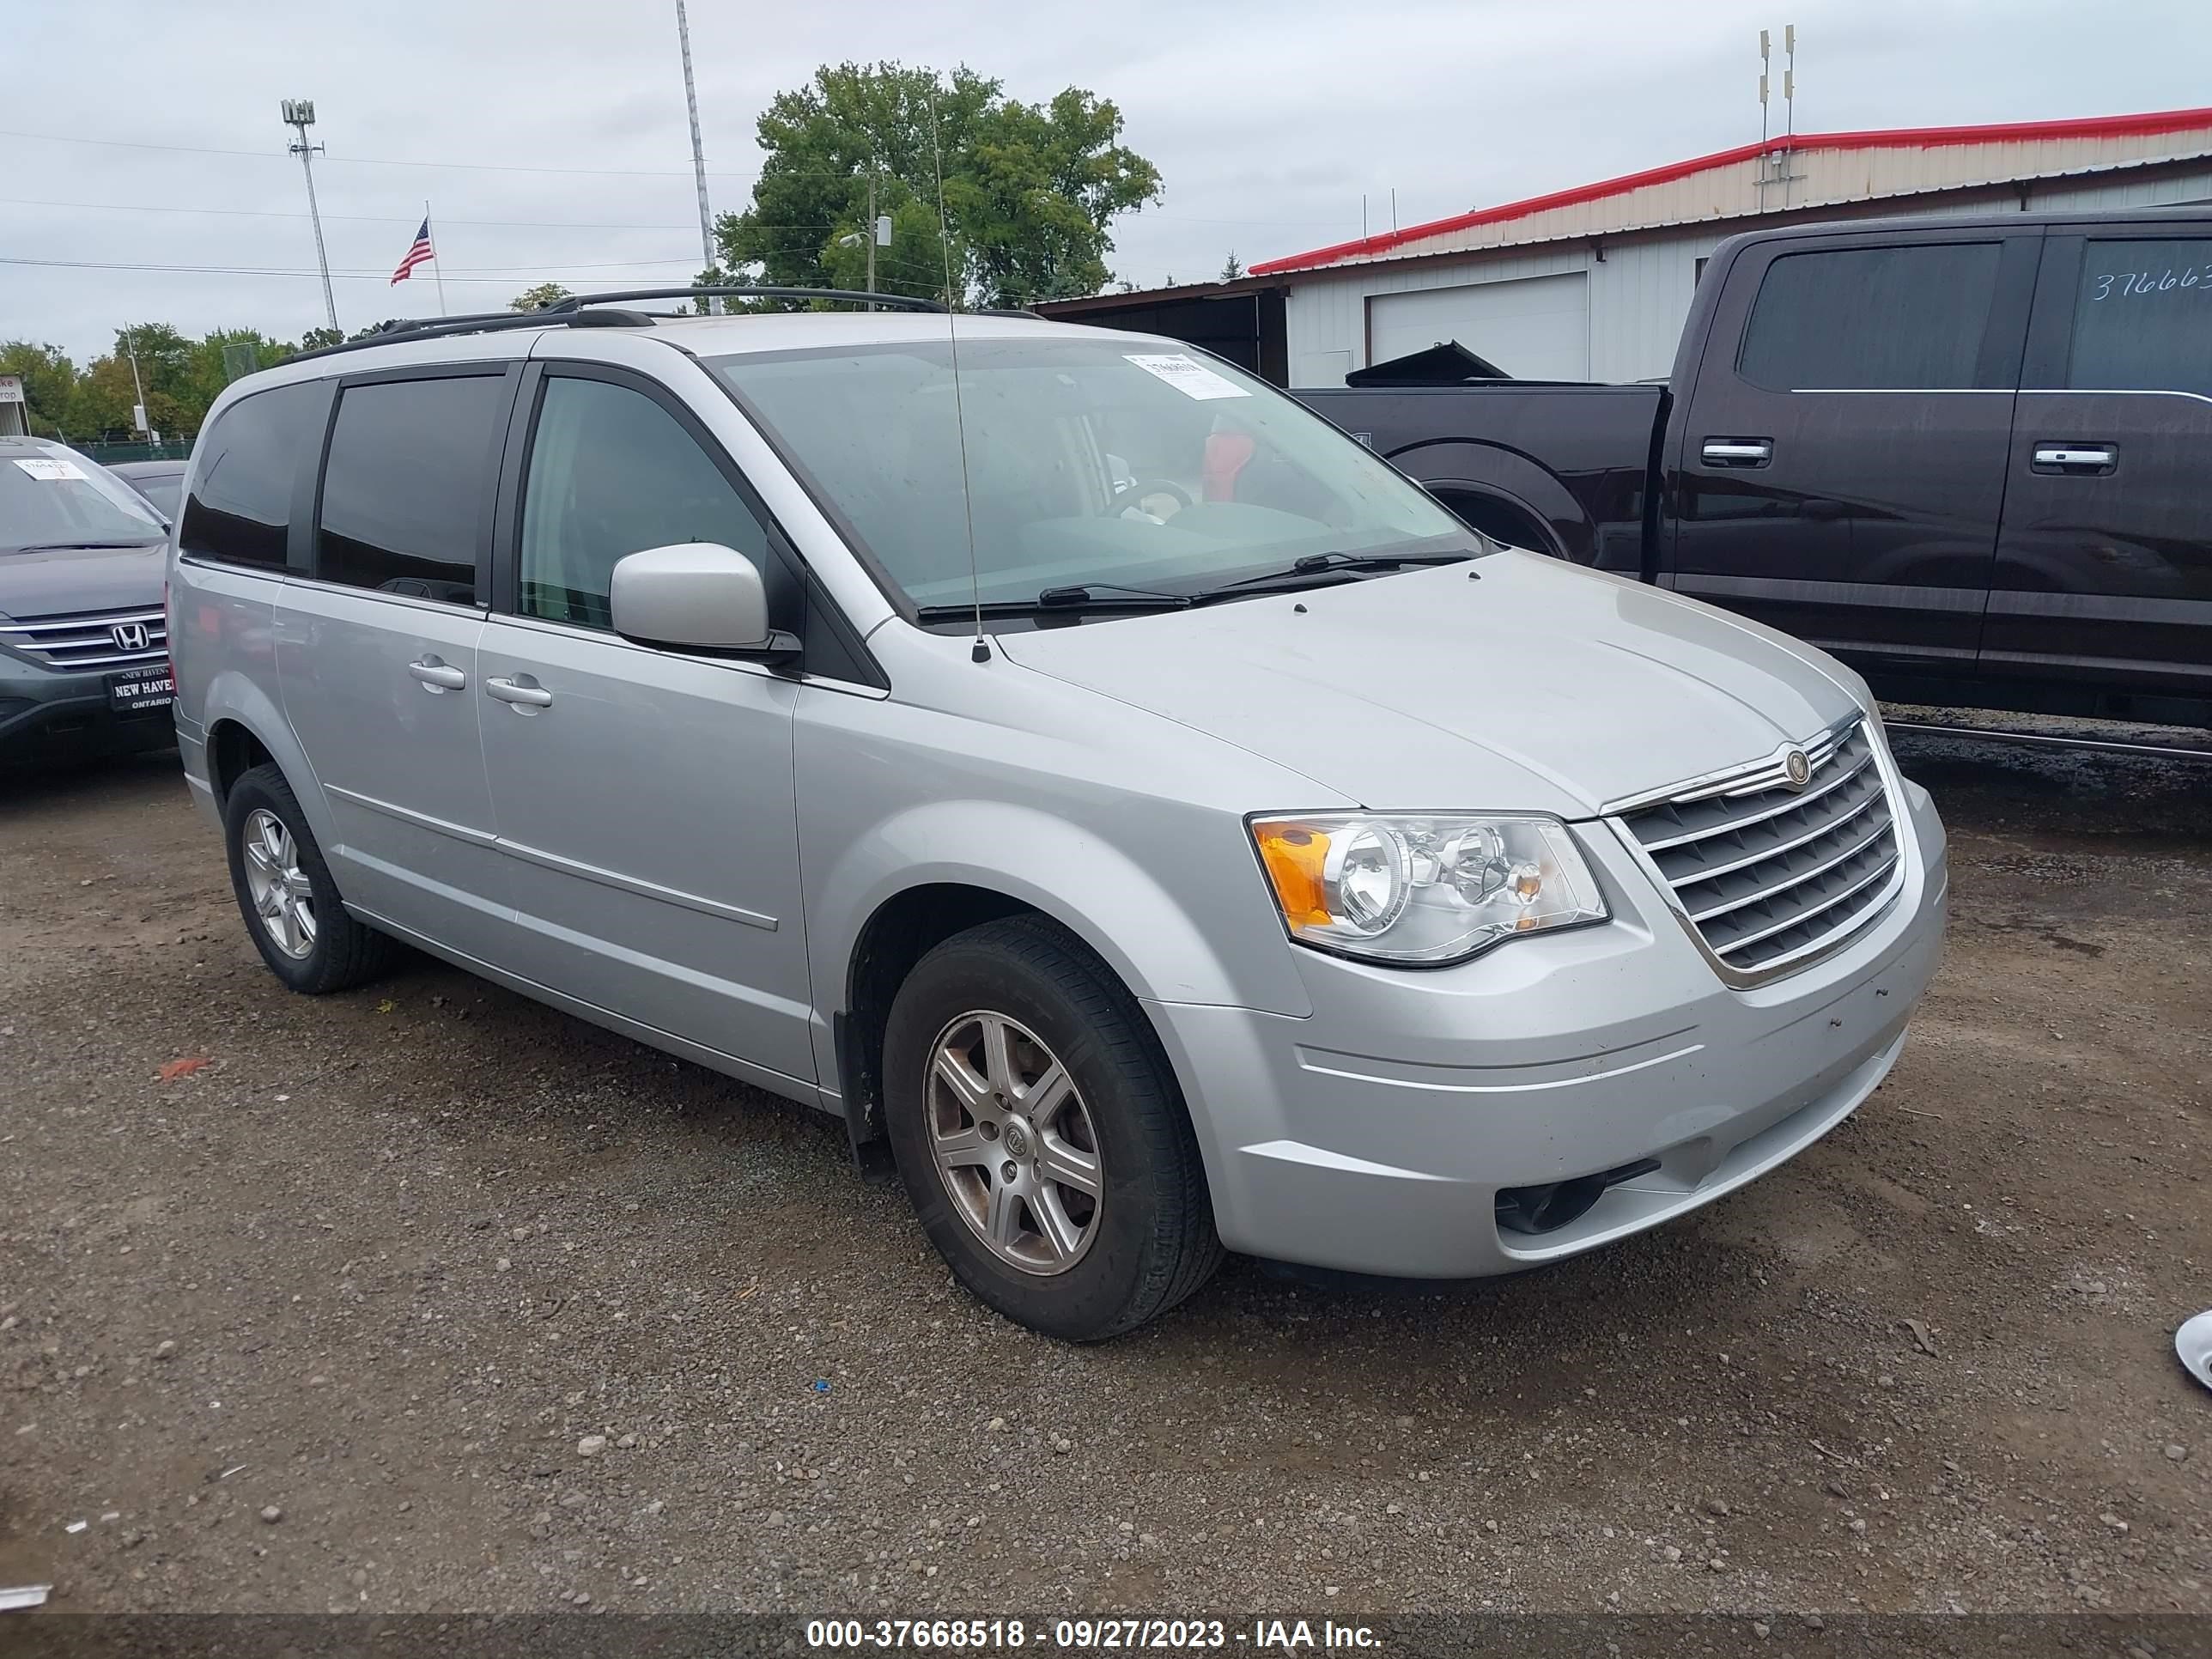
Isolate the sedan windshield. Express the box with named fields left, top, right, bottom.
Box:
left=713, top=335, right=1476, bottom=612
left=1, top=451, right=167, bottom=552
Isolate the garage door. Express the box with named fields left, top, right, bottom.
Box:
left=1367, top=272, right=1589, bottom=380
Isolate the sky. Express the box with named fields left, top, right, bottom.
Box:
left=10, top=0, right=2212, bottom=363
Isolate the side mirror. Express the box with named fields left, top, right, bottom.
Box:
left=608, top=544, right=790, bottom=654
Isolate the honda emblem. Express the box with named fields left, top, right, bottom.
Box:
left=111, top=622, right=152, bottom=653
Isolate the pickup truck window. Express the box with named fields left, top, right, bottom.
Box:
left=2068, top=237, right=2212, bottom=396
left=1738, top=243, right=2002, bottom=392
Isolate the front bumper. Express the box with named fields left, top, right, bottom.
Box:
left=1148, top=766, right=1948, bottom=1279
left=0, top=654, right=177, bottom=765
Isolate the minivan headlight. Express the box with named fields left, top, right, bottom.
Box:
left=1249, top=812, right=1607, bottom=965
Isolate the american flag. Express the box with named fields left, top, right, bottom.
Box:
left=390, top=217, right=435, bottom=285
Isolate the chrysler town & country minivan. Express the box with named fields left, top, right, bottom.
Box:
left=168, top=290, right=1947, bottom=1340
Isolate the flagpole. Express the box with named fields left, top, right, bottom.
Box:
left=426, top=199, right=447, bottom=316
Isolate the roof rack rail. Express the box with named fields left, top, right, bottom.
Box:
left=545, top=285, right=949, bottom=313
left=286, top=306, right=657, bottom=365
left=282, top=283, right=961, bottom=368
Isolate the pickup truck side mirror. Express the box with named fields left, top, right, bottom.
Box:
left=608, top=543, right=793, bottom=655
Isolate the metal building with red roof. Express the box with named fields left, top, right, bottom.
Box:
left=1249, top=108, right=2212, bottom=386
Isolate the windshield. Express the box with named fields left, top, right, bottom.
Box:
left=713, top=336, right=1474, bottom=611
left=1, top=450, right=166, bottom=552
left=125, top=471, right=183, bottom=520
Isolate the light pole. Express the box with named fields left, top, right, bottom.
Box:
left=836, top=186, right=892, bottom=307
left=282, top=100, right=339, bottom=334
left=123, top=325, right=148, bottom=439
left=673, top=3, right=718, bottom=313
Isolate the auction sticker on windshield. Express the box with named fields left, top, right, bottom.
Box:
left=13, top=458, right=88, bottom=482
left=1123, top=353, right=1250, bottom=400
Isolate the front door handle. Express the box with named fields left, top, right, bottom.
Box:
left=408, top=657, right=466, bottom=692
left=1701, top=437, right=1773, bottom=467
left=2032, top=443, right=2117, bottom=473
left=484, top=674, right=554, bottom=710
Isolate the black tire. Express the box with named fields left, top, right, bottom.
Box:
left=883, top=915, right=1223, bottom=1341
left=222, top=763, right=400, bottom=994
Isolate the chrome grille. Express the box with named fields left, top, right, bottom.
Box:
left=1617, top=719, right=1901, bottom=981
left=0, top=606, right=167, bottom=671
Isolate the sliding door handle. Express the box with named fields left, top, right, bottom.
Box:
left=408, top=657, right=466, bottom=692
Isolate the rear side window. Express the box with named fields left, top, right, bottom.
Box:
left=316, top=374, right=505, bottom=604
left=2068, top=238, right=2212, bottom=396
left=1738, top=244, right=2003, bottom=391
left=179, top=381, right=325, bottom=568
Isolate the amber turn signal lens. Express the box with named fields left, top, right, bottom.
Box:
left=1253, top=823, right=1333, bottom=930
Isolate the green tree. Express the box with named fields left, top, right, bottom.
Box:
left=300, top=326, right=344, bottom=352
left=714, top=62, right=1159, bottom=309
left=181, top=329, right=296, bottom=418
left=67, top=355, right=149, bottom=439
left=69, top=325, right=199, bottom=438
left=0, top=342, right=78, bottom=438
left=1220, top=252, right=1244, bottom=282
left=510, top=282, right=574, bottom=312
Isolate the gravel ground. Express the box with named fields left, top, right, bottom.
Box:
left=1, top=725, right=2208, bottom=1618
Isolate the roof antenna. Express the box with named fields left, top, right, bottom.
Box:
left=929, top=83, right=989, bottom=664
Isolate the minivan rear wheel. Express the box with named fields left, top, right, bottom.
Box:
left=222, top=763, right=400, bottom=994
left=882, top=916, right=1223, bottom=1341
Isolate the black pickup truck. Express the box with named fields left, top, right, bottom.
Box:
left=1298, top=208, right=2212, bottom=731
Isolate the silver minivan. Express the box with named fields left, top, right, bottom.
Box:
left=169, top=291, right=1947, bottom=1340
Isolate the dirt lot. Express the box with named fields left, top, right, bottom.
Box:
left=2, top=728, right=2208, bottom=1619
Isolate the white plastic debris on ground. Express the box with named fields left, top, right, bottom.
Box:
left=2177, top=1310, right=2212, bottom=1392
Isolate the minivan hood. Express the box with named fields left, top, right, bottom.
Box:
left=992, top=553, right=1862, bottom=818
left=0, top=540, right=168, bottom=620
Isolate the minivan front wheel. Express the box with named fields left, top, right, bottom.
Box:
left=222, top=763, right=399, bottom=994
left=882, top=916, right=1222, bottom=1340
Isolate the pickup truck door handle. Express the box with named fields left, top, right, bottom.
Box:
left=484, top=675, right=554, bottom=710
left=407, top=657, right=466, bottom=693
left=2032, top=443, right=2117, bottom=473
left=1700, top=438, right=1773, bottom=467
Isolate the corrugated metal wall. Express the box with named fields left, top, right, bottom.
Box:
left=1287, top=233, right=1717, bottom=386
left=1284, top=164, right=2212, bottom=387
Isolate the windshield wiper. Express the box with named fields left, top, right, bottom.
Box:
left=1036, top=581, right=1191, bottom=609
left=1205, top=550, right=1474, bottom=593
left=915, top=589, right=1193, bottom=623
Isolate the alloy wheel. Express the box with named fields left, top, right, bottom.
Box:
left=924, top=1011, right=1103, bottom=1275
left=240, top=807, right=316, bottom=960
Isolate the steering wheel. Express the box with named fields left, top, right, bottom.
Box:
left=1102, top=477, right=1194, bottom=518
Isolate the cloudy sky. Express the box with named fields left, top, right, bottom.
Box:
left=12, top=0, right=2212, bottom=362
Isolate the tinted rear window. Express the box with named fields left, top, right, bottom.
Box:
left=1738, top=243, right=2003, bottom=391
left=2069, top=238, right=2212, bottom=396
left=179, top=382, right=325, bottom=568
left=315, top=375, right=505, bottom=604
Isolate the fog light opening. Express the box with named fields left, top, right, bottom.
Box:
left=1495, top=1158, right=1661, bottom=1237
